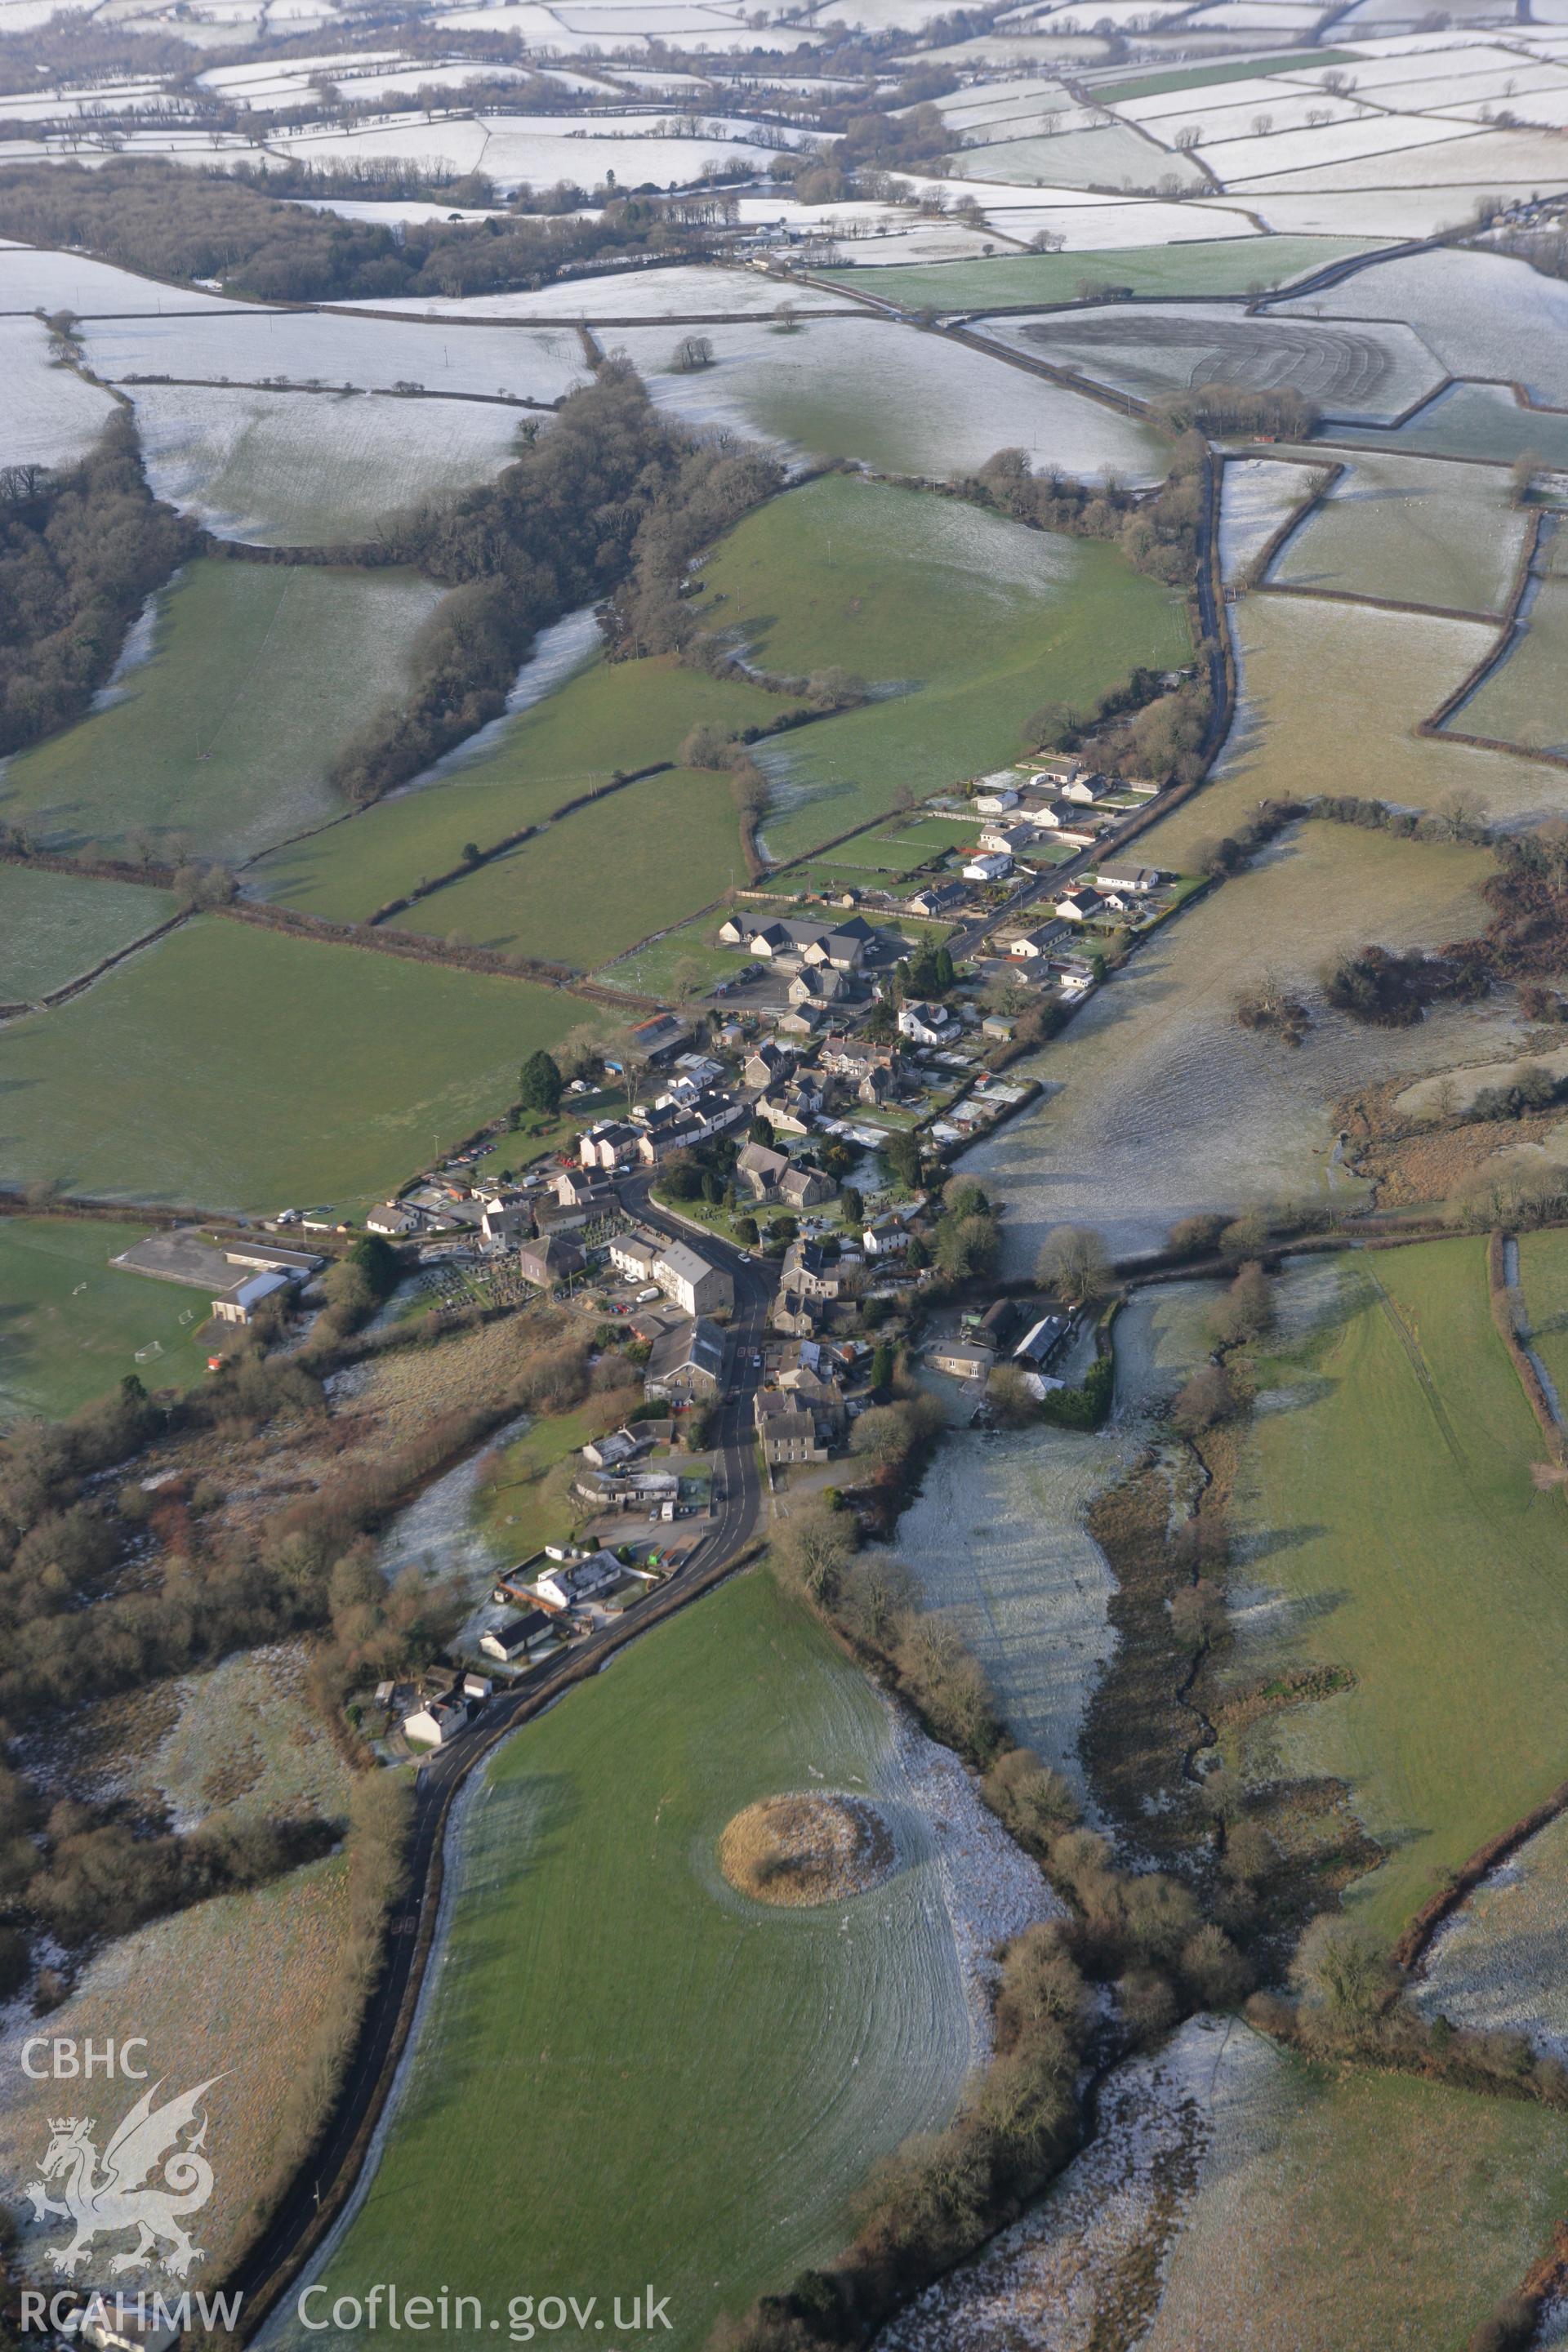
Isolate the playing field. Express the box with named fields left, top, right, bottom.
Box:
left=0, top=918, right=596, bottom=1214
left=393, top=767, right=747, bottom=969
left=1229, top=1240, right=1568, bottom=1942
left=0, top=1216, right=215, bottom=1422
left=256, top=650, right=779, bottom=924
left=0, top=558, right=444, bottom=866
left=0, top=865, right=179, bottom=1004
left=696, top=475, right=1189, bottom=861
left=286, top=1571, right=978, bottom=2352
left=822, top=234, right=1375, bottom=314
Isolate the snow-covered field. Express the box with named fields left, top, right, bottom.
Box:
left=1198, top=109, right=1481, bottom=184
left=1276, top=245, right=1568, bottom=408
left=978, top=301, right=1446, bottom=425
left=0, top=244, right=249, bottom=315
left=130, top=381, right=529, bottom=541
left=0, top=315, right=118, bottom=468
left=330, top=261, right=859, bottom=317
left=1414, top=1809, right=1568, bottom=2060
left=1241, top=180, right=1553, bottom=235
left=82, top=307, right=590, bottom=403
left=1217, top=452, right=1325, bottom=584
left=604, top=312, right=1169, bottom=479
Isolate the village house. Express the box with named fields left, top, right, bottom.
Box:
left=927, top=1335, right=994, bottom=1380
left=634, top=1087, right=745, bottom=1166
left=972, top=774, right=1021, bottom=815
left=581, top=1426, right=646, bottom=1472
left=644, top=1315, right=726, bottom=1403
left=533, top=1552, right=624, bottom=1611
left=517, top=1234, right=585, bottom=1290
left=777, top=1005, right=824, bottom=1040
left=789, top=964, right=858, bottom=1009
left=480, top=1609, right=559, bottom=1663
left=653, top=1239, right=733, bottom=1318
left=1055, top=887, right=1106, bottom=924
left=403, top=1690, right=471, bottom=1747
left=1096, top=863, right=1165, bottom=896
left=554, top=1167, right=615, bottom=1214
left=781, top=1236, right=850, bottom=1302
left=1030, top=800, right=1096, bottom=836
left=744, top=1040, right=794, bottom=1092
left=608, top=1230, right=663, bottom=1285
left=579, top=1119, right=640, bottom=1172
left=1062, top=772, right=1112, bottom=806
left=777, top=1345, right=848, bottom=1437
left=755, top=1388, right=831, bottom=1465
left=963, top=851, right=1012, bottom=884
left=482, top=1196, right=531, bottom=1244
left=773, top=1285, right=828, bottom=1338
left=758, top=1080, right=820, bottom=1132
left=367, top=1201, right=418, bottom=1236
left=898, top=999, right=957, bottom=1046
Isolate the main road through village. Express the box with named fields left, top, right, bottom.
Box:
left=229, top=1185, right=774, bottom=2338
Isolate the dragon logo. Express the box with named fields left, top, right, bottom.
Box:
left=25, top=2078, right=221, bottom=2280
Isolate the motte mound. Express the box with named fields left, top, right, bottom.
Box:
left=719, top=1792, right=896, bottom=1908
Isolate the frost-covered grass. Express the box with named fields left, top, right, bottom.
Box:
left=0, top=556, right=444, bottom=863
left=0, top=862, right=177, bottom=1002
left=1459, top=572, right=1568, bottom=752
left=1227, top=1239, right=1568, bottom=1942
left=955, top=119, right=1209, bottom=188
left=0, top=245, right=245, bottom=313
left=1269, top=447, right=1526, bottom=614
left=256, top=647, right=777, bottom=922
left=130, top=382, right=528, bottom=542
left=822, top=235, right=1372, bottom=313
left=1338, top=380, right=1568, bottom=470
left=1217, top=452, right=1325, bottom=582
left=1145, top=593, right=1568, bottom=854
left=0, top=917, right=597, bottom=1212
left=1415, top=1808, right=1568, bottom=2060
left=0, top=314, right=118, bottom=468
left=0, top=1853, right=354, bottom=2292
left=1139, top=2026, right=1568, bottom=2350
left=960, top=824, right=1502, bottom=1263
left=604, top=313, right=1169, bottom=480
left=280, top=1570, right=986, bottom=2352
left=1238, top=123, right=1568, bottom=192
left=332, top=261, right=859, bottom=318
left=1274, top=246, right=1568, bottom=408
left=1202, top=108, right=1481, bottom=183
left=979, top=301, right=1446, bottom=425
left=881, top=1281, right=1217, bottom=1797
left=0, top=1215, right=212, bottom=1423
left=391, top=765, right=746, bottom=969
left=82, top=306, right=589, bottom=403
left=273, top=117, right=768, bottom=194
left=693, top=475, right=1188, bottom=862
left=1242, top=179, right=1557, bottom=237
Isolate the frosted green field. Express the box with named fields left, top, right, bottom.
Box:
left=0, top=1217, right=212, bottom=1422
left=1269, top=448, right=1526, bottom=617
left=0, top=866, right=179, bottom=1004
left=1456, top=574, right=1568, bottom=755
left=0, top=559, right=444, bottom=865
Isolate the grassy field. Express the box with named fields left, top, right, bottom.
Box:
left=473, top=1395, right=626, bottom=1558
left=0, top=1853, right=353, bottom=2290
left=393, top=768, right=747, bottom=969
left=0, top=1216, right=215, bottom=1422
left=1142, top=2029, right=1568, bottom=2351
left=1270, top=448, right=1526, bottom=617
left=1458, top=574, right=1568, bottom=755
left=1339, top=384, right=1568, bottom=472
left=822, top=235, right=1378, bottom=314
left=0, top=918, right=599, bottom=1214
left=0, top=558, right=443, bottom=867
left=256, top=652, right=779, bottom=924
left=1095, top=50, right=1361, bottom=101
left=1143, top=593, right=1568, bottom=867
left=1517, top=1227, right=1568, bottom=1420
left=595, top=918, right=746, bottom=1000
left=697, top=476, right=1189, bottom=863
left=1228, top=1240, right=1568, bottom=1942
left=0, top=866, right=179, bottom=1004
left=291, top=1570, right=976, bottom=2352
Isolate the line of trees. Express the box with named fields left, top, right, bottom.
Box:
left=0, top=414, right=198, bottom=759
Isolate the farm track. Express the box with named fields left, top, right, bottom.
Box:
left=1363, top=1266, right=1469, bottom=1474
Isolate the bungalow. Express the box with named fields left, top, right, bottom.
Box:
left=777, top=1005, right=824, bottom=1039
left=608, top=1229, right=663, bottom=1285
left=906, top=879, right=968, bottom=920
left=898, top=999, right=956, bottom=1046
left=480, top=1609, right=559, bottom=1662
left=1009, top=923, right=1067, bottom=960
left=963, top=852, right=1012, bottom=884
left=972, top=776, right=1021, bottom=815
left=755, top=1388, right=831, bottom=1465
left=534, top=1553, right=621, bottom=1611
left=403, top=1691, right=470, bottom=1747
left=1055, top=888, right=1105, bottom=924
left=1095, top=863, right=1165, bottom=896
left=1062, top=772, right=1111, bottom=805
left=1031, top=800, right=1095, bottom=835
left=581, top=1426, right=645, bottom=1471
left=644, top=1314, right=726, bottom=1403
left=576, top=1464, right=680, bottom=1511
left=517, top=1234, right=585, bottom=1290
left=367, top=1201, right=418, bottom=1236
left=978, top=820, right=1036, bottom=858
left=580, top=1120, right=640, bottom=1172
left=779, top=1161, right=836, bottom=1212
left=927, top=1336, right=994, bottom=1381
left=654, top=1239, right=733, bottom=1317
left=737, top=1140, right=791, bottom=1202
